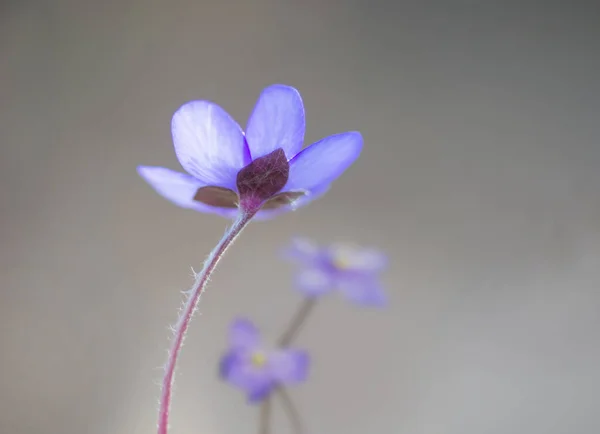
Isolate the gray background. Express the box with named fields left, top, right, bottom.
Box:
left=1, top=1, right=599, bottom=433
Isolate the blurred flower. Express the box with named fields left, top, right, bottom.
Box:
left=138, top=84, right=363, bottom=219
left=285, top=238, right=388, bottom=306
left=219, top=318, right=309, bottom=402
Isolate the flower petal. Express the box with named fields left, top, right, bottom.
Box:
left=247, top=378, right=275, bottom=403
left=285, top=132, right=363, bottom=192
left=338, top=277, right=387, bottom=307
left=219, top=349, right=240, bottom=379
left=171, top=100, right=250, bottom=188
left=222, top=351, right=275, bottom=402
left=294, top=268, right=334, bottom=297
left=137, top=166, right=238, bottom=218
left=351, top=248, right=388, bottom=272
left=284, top=237, right=321, bottom=265
left=327, top=244, right=388, bottom=273
left=269, top=350, right=310, bottom=384
left=229, top=318, right=260, bottom=349
left=245, top=84, right=305, bottom=160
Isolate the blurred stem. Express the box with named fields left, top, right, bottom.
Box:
left=259, top=396, right=272, bottom=434
left=277, top=298, right=317, bottom=346
left=157, top=210, right=256, bottom=434
left=271, top=298, right=315, bottom=434
left=277, top=387, right=304, bottom=434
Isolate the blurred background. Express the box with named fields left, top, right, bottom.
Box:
left=1, top=0, right=599, bottom=433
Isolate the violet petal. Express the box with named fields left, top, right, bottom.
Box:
left=137, top=166, right=237, bottom=218
left=284, top=237, right=321, bottom=265
left=285, top=131, right=363, bottom=192
left=245, top=84, right=305, bottom=160
left=247, top=379, right=276, bottom=403
left=327, top=245, right=388, bottom=273
left=229, top=318, right=260, bottom=349
left=269, top=350, right=310, bottom=384
left=219, top=349, right=240, bottom=379
left=294, top=268, right=334, bottom=297
left=171, top=100, right=250, bottom=189
left=224, top=355, right=274, bottom=402
left=338, top=277, right=387, bottom=307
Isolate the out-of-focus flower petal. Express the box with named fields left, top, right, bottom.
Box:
left=351, top=248, right=388, bottom=272
left=269, top=350, right=309, bottom=383
left=224, top=354, right=274, bottom=402
left=338, top=278, right=387, bottom=307
left=137, top=166, right=238, bottom=218
left=285, top=132, right=363, bottom=192
left=218, top=349, right=240, bottom=379
left=294, top=268, right=334, bottom=297
left=229, top=318, right=260, bottom=349
left=245, top=84, right=305, bottom=160
left=171, top=100, right=250, bottom=189
left=247, top=378, right=276, bottom=403
left=327, top=244, right=388, bottom=273
left=284, top=237, right=321, bottom=264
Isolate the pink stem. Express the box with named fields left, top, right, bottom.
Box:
left=157, top=210, right=256, bottom=434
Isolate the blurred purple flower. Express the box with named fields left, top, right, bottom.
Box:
left=219, top=318, right=309, bottom=402
left=285, top=238, right=388, bottom=306
left=138, top=84, right=363, bottom=219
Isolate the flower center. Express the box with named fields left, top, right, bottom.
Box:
left=250, top=351, right=268, bottom=368
left=330, top=246, right=359, bottom=270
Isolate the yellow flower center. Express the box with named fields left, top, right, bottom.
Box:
left=250, top=351, right=267, bottom=368
left=332, top=256, right=351, bottom=270
left=331, top=246, right=357, bottom=270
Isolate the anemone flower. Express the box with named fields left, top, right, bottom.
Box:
left=220, top=318, right=309, bottom=402
left=138, top=84, right=362, bottom=219
left=286, top=238, right=388, bottom=306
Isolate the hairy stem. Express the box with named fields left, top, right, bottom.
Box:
left=157, top=210, right=256, bottom=434
left=259, top=396, right=272, bottom=434
left=277, top=387, right=304, bottom=434
left=277, top=298, right=317, bottom=346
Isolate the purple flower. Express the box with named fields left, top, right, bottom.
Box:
left=138, top=84, right=363, bottom=219
left=219, top=318, right=309, bottom=402
left=285, top=238, right=388, bottom=306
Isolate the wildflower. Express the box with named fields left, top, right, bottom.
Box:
left=219, top=318, right=309, bottom=402
left=285, top=238, right=388, bottom=306
left=138, top=84, right=363, bottom=219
